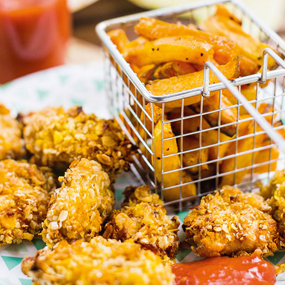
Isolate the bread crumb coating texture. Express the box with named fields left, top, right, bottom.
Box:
left=103, top=185, right=180, bottom=264
left=0, top=104, right=24, bottom=160
left=0, top=159, right=57, bottom=246
left=23, top=106, right=136, bottom=181
left=22, top=236, right=174, bottom=285
left=183, top=186, right=279, bottom=257
left=42, top=158, right=114, bottom=247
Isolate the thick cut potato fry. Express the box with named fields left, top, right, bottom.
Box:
left=253, top=144, right=279, bottom=174
left=146, top=57, right=240, bottom=106
left=139, top=61, right=196, bottom=83
left=140, top=103, right=162, bottom=135
left=169, top=107, right=231, bottom=147
left=153, top=120, right=196, bottom=202
left=200, top=15, right=280, bottom=69
left=240, top=85, right=257, bottom=115
left=190, top=92, right=238, bottom=137
left=107, top=29, right=129, bottom=53
left=125, top=36, right=147, bottom=50
left=220, top=104, right=275, bottom=186
left=135, top=17, right=239, bottom=65
left=125, top=36, right=213, bottom=67
left=240, top=56, right=260, bottom=77
left=182, top=136, right=209, bottom=174
left=215, top=4, right=242, bottom=25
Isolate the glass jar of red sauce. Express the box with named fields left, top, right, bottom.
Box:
left=0, top=0, right=70, bottom=84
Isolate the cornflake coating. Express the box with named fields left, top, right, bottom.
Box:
left=0, top=159, right=57, bottom=246
left=22, top=236, right=174, bottom=285
left=0, top=104, right=24, bottom=160
left=260, top=170, right=285, bottom=240
left=183, top=186, right=279, bottom=257
left=42, top=158, right=114, bottom=248
left=103, top=185, right=180, bottom=264
left=23, top=106, right=136, bottom=181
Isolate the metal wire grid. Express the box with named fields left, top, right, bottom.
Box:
left=97, top=0, right=285, bottom=211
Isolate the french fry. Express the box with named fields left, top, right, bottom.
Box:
left=169, top=107, right=232, bottom=146
left=182, top=136, right=209, bottom=174
left=153, top=119, right=196, bottom=202
left=138, top=61, right=196, bottom=83
left=146, top=56, right=241, bottom=107
left=240, top=84, right=257, bottom=115
left=134, top=17, right=239, bottom=65
left=250, top=120, right=284, bottom=174
left=253, top=144, right=279, bottom=174
left=107, top=29, right=129, bottom=53
left=140, top=103, right=162, bottom=134
left=208, top=114, right=252, bottom=162
left=125, top=36, right=147, bottom=50
left=215, top=4, right=242, bottom=25
left=125, top=36, right=214, bottom=67
left=190, top=92, right=238, bottom=137
left=240, top=56, right=260, bottom=77
left=199, top=15, right=281, bottom=69
left=141, top=104, right=196, bottom=201
left=220, top=103, right=275, bottom=186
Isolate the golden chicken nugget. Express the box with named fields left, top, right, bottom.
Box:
left=103, top=185, right=179, bottom=263
left=42, top=158, right=114, bottom=248
left=24, top=106, right=136, bottom=181
left=183, top=186, right=279, bottom=257
left=0, top=104, right=24, bottom=160
left=22, top=236, right=174, bottom=285
left=0, top=159, right=57, bottom=246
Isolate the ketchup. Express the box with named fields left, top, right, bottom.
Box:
left=171, top=255, right=276, bottom=285
left=0, top=0, right=70, bottom=84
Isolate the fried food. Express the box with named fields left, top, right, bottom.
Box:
left=138, top=61, right=196, bottom=83
left=214, top=4, right=242, bottom=25
left=22, top=236, right=174, bottom=285
left=199, top=15, right=280, bottom=69
left=134, top=17, right=239, bottom=65
left=220, top=103, right=275, bottom=186
left=23, top=106, right=136, bottom=181
left=42, top=158, right=114, bottom=248
left=183, top=186, right=279, bottom=257
left=182, top=136, right=209, bottom=174
left=103, top=185, right=180, bottom=264
left=107, top=29, right=129, bottom=54
left=125, top=36, right=214, bottom=67
left=0, top=104, right=24, bottom=160
left=260, top=170, right=285, bottom=239
left=190, top=92, right=238, bottom=137
left=153, top=119, right=196, bottom=201
left=146, top=56, right=240, bottom=101
left=0, top=159, right=57, bottom=246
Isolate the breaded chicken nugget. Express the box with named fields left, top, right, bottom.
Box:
left=183, top=186, right=279, bottom=257
left=103, top=185, right=179, bottom=264
left=0, top=159, right=57, bottom=246
left=260, top=170, right=285, bottom=240
left=22, top=236, right=174, bottom=285
left=0, top=104, right=24, bottom=160
left=42, top=158, right=114, bottom=248
left=23, top=106, right=136, bottom=181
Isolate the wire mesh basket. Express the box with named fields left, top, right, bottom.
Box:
left=96, top=0, right=285, bottom=212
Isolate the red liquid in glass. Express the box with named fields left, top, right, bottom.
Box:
left=0, top=0, right=70, bottom=84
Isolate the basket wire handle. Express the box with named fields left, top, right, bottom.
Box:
left=260, top=48, right=285, bottom=84
left=202, top=59, right=285, bottom=155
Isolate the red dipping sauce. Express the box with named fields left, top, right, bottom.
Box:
left=0, top=0, right=70, bottom=84
left=171, top=255, right=276, bottom=285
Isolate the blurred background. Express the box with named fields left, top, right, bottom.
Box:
left=1, top=0, right=285, bottom=83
